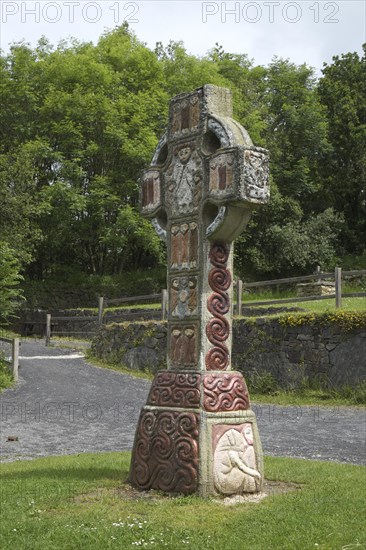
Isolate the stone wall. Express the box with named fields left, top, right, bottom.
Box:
left=91, top=321, right=167, bottom=373
left=232, top=317, right=366, bottom=390
left=91, top=317, right=366, bottom=389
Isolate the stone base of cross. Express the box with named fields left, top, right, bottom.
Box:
left=129, top=85, right=269, bottom=497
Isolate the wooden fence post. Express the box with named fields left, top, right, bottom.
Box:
left=335, top=267, right=342, bottom=309
left=161, top=289, right=168, bottom=321
left=12, top=338, right=19, bottom=382
left=236, top=279, right=243, bottom=316
left=46, top=314, right=51, bottom=346
left=98, top=296, right=104, bottom=326
left=315, top=265, right=321, bottom=283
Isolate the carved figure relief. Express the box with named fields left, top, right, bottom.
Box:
left=147, top=372, right=200, bottom=408
left=170, top=276, right=198, bottom=318
left=165, top=143, right=203, bottom=216
left=205, top=242, right=231, bottom=370
left=203, top=373, right=250, bottom=412
left=141, top=170, right=161, bottom=211
left=130, top=410, right=199, bottom=494
left=171, top=223, right=198, bottom=270
left=242, top=149, right=270, bottom=201
left=213, top=423, right=261, bottom=494
left=209, top=153, right=235, bottom=193
left=171, top=94, right=201, bottom=136
left=170, top=325, right=197, bottom=368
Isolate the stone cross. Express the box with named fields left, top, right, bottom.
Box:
left=130, top=85, right=269, bottom=497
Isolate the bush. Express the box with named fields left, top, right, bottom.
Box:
left=0, top=353, right=13, bottom=391
left=0, top=242, right=24, bottom=323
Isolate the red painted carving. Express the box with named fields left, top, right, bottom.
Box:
left=171, top=223, right=198, bottom=270
left=170, top=325, right=197, bottom=368
left=203, top=372, right=250, bottom=412
left=147, top=372, right=201, bottom=408
left=130, top=410, right=199, bottom=494
left=171, top=94, right=201, bottom=136
left=218, top=165, right=227, bottom=189
left=205, top=243, right=231, bottom=370
left=209, top=242, right=229, bottom=267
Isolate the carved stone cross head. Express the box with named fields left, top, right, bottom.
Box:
left=141, top=84, right=269, bottom=242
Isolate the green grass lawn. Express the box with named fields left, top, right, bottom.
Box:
left=240, top=283, right=365, bottom=313
left=0, top=452, right=364, bottom=550
left=263, top=296, right=365, bottom=313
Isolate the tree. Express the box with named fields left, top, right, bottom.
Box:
left=0, top=26, right=168, bottom=277
left=318, top=45, right=366, bottom=253
left=263, top=58, right=331, bottom=213
left=155, top=40, right=228, bottom=97
left=0, top=243, right=23, bottom=322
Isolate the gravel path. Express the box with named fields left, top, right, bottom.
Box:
left=0, top=340, right=365, bottom=465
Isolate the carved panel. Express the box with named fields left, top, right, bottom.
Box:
left=209, top=152, right=235, bottom=193
left=171, top=222, right=198, bottom=270
left=165, top=143, right=203, bottom=216
left=169, top=324, right=198, bottom=368
left=141, top=170, right=161, bottom=212
left=147, top=372, right=201, bottom=408
left=203, top=373, right=250, bottom=412
left=171, top=93, right=201, bottom=137
left=205, top=243, right=231, bottom=370
left=242, top=148, right=270, bottom=202
left=130, top=410, right=199, bottom=494
left=213, top=423, right=261, bottom=494
left=170, top=275, right=198, bottom=318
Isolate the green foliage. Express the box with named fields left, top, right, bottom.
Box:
left=0, top=29, right=364, bottom=290
left=155, top=40, right=228, bottom=97
left=0, top=353, right=14, bottom=391
left=22, top=268, right=166, bottom=309
left=278, top=310, right=366, bottom=331
left=236, top=203, right=344, bottom=278
left=1, top=27, right=167, bottom=279
left=0, top=243, right=24, bottom=322
left=246, top=369, right=279, bottom=395
left=318, top=44, right=366, bottom=253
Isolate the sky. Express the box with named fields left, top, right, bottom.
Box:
left=0, top=1, right=365, bottom=72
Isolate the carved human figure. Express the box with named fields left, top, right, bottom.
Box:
left=170, top=326, right=197, bottom=366
left=171, top=276, right=197, bottom=318
left=171, top=223, right=198, bottom=270
left=213, top=423, right=261, bottom=494
left=168, top=145, right=202, bottom=215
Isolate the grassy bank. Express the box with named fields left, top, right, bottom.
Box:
left=0, top=331, right=17, bottom=392
left=0, top=357, right=13, bottom=392
left=0, top=452, right=364, bottom=550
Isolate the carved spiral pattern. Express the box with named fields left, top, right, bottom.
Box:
left=208, top=268, right=231, bottom=292
left=147, top=372, right=201, bottom=408
left=130, top=410, right=199, bottom=494
left=209, top=242, right=229, bottom=267
left=207, top=292, right=230, bottom=316
left=203, top=372, right=250, bottom=412
left=205, top=242, right=231, bottom=371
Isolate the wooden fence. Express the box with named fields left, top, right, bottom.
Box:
left=43, top=266, right=365, bottom=344
left=44, top=290, right=168, bottom=345
left=234, top=267, right=366, bottom=315
left=0, top=336, right=20, bottom=381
